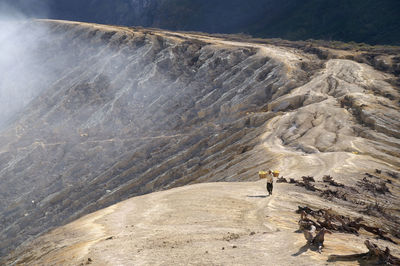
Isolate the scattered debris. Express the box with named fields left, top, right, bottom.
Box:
left=296, top=206, right=324, bottom=217
left=361, top=224, right=397, bottom=244
left=295, top=178, right=319, bottom=192
left=303, top=225, right=316, bottom=243
left=364, top=240, right=400, bottom=264
left=328, top=240, right=400, bottom=265
left=365, top=173, right=377, bottom=178
left=249, top=231, right=256, bottom=236
left=223, top=232, right=240, bottom=241
left=302, top=176, right=315, bottom=183
left=359, top=176, right=390, bottom=195
left=300, top=221, right=331, bottom=253
left=313, top=228, right=332, bottom=253
left=362, top=200, right=389, bottom=217
left=322, top=175, right=344, bottom=187
left=276, top=177, right=288, bottom=183
left=320, top=189, right=347, bottom=201
left=105, top=236, right=114, bottom=240
left=297, top=206, right=397, bottom=244
left=288, top=173, right=399, bottom=238
left=387, top=172, right=399, bottom=179
left=285, top=172, right=399, bottom=251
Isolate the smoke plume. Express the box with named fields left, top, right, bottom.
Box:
left=0, top=3, right=51, bottom=127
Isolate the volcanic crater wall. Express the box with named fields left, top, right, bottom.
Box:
left=0, top=20, right=308, bottom=256
left=1, top=20, right=400, bottom=258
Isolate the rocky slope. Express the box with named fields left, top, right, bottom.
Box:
left=6, top=180, right=400, bottom=266
left=0, top=19, right=399, bottom=261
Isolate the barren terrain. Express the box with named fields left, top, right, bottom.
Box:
left=8, top=180, right=400, bottom=266
left=1, top=20, right=399, bottom=264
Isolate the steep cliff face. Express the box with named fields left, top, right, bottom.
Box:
left=0, top=20, right=304, bottom=256
left=0, top=20, right=399, bottom=258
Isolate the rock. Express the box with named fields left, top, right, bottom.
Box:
left=1, top=19, right=400, bottom=262
left=276, top=177, right=288, bottom=183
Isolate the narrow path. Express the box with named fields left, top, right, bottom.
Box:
left=7, top=181, right=360, bottom=265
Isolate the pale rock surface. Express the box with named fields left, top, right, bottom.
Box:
left=1, top=20, right=399, bottom=263
left=9, top=181, right=397, bottom=266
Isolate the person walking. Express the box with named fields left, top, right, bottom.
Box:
left=266, top=170, right=274, bottom=195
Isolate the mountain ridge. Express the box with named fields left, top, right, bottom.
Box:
left=0, top=19, right=399, bottom=261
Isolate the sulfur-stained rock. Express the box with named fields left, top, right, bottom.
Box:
left=0, top=20, right=399, bottom=260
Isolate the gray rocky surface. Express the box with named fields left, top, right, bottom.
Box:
left=0, top=20, right=399, bottom=259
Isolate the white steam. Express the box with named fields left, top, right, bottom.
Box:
left=0, top=2, right=53, bottom=127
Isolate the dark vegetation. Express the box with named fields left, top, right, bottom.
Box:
left=297, top=206, right=396, bottom=244
left=279, top=170, right=400, bottom=243
left=297, top=206, right=400, bottom=264
left=3, top=0, right=400, bottom=45
left=329, top=240, right=400, bottom=265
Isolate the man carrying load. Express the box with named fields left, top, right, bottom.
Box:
left=259, top=170, right=278, bottom=195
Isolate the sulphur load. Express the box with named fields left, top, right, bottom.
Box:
left=259, top=171, right=267, bottom=179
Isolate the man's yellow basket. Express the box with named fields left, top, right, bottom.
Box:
left=259, top=171, right=267, bottom=179
left=273, top=170, right=280, bottom=177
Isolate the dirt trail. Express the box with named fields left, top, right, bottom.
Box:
left=157, top=30, right=306, bottom=75
left=7, top=181, right=373, bottom=266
